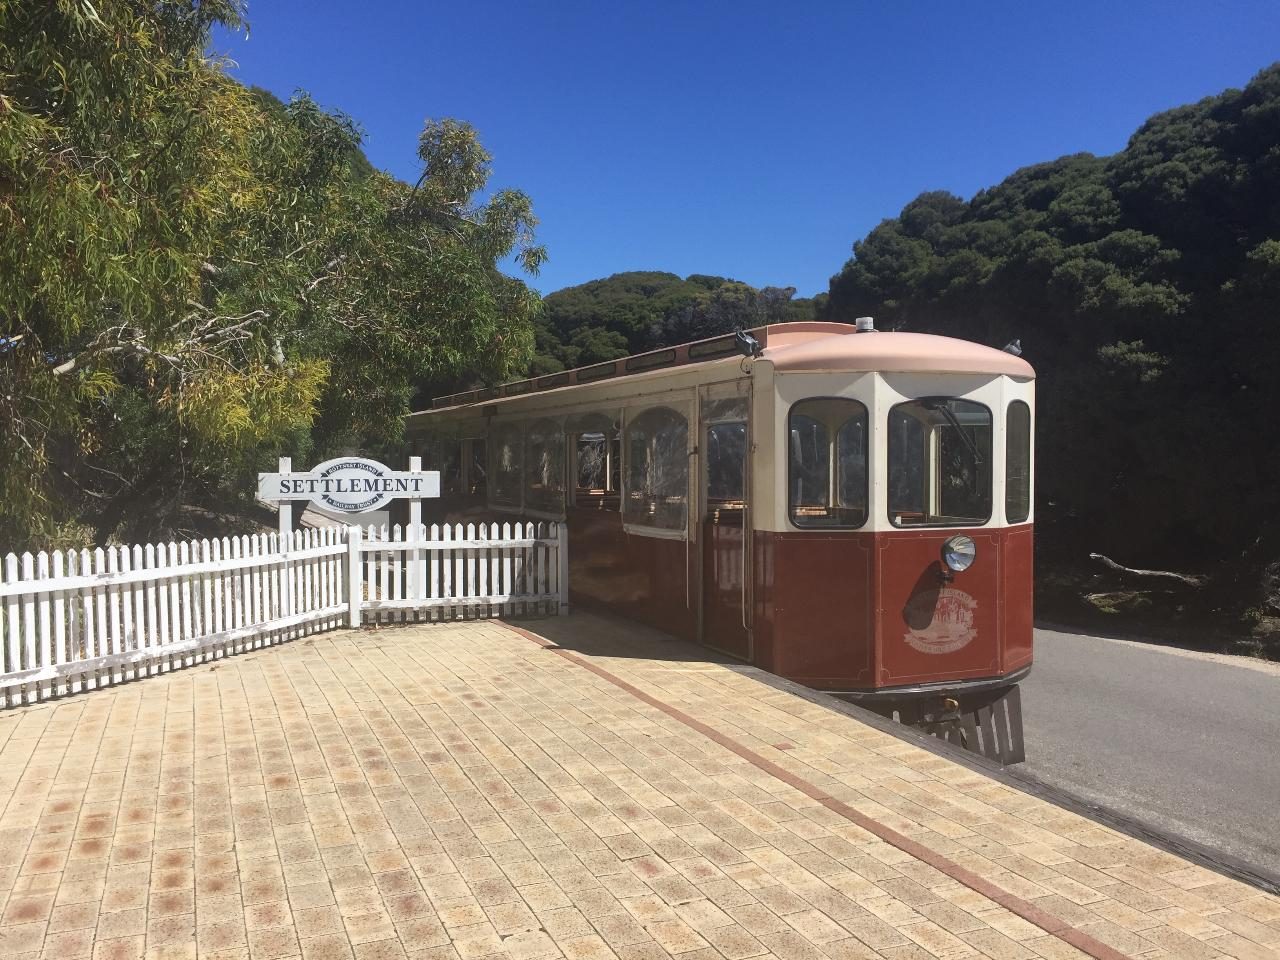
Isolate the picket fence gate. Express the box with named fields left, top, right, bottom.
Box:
left=0, top=521, right=567, bottom=708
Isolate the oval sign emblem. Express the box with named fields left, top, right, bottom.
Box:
left=904, top=587, right=977, bottom=654
left=312, top=458, right=400, bottom=513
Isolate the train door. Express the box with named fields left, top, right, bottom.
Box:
left=699, top=390, right=751, bottom=659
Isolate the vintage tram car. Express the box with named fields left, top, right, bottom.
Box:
left=406, top=320, right=1034, bottom=760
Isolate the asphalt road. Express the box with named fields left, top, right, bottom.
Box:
left=1018, top=626, right=1280, bottom=876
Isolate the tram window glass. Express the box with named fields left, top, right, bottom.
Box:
left=624, top=406, right=689, bottom=531
left=705, top=396, right=749, bottom=512
left=577, top=433, right=606, bottom=491
left=525, top=418, right=566, bottom=516
left=436, top=439, right=462, bottom=496
left=490, top=422, right=523, bottom=507
left=888, top=398, right=992, bottom=527
left=788, top=398, right=868, bottom=527
left=707, top=422, right=747, bottom=506
left=465, top=438, right=487, bottom=497
left=574, top=431, right=621, bottom=509
left=1006, top=401, right=1031, bottom=523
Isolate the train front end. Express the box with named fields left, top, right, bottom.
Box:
left=750, top=324, right=1034, bottom=762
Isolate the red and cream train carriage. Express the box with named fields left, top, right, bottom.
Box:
left=406, top=321, right=1035, bottom=759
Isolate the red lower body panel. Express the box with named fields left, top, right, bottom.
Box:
left=566, top=507, right=696, bottom=641
left=752, top=526, right=1033, bottom=692
left=702, top=516, right=750, bottom=660
left=750, top=533, right=875, bottom=688
left=437, top=495, right=1031, bottom=696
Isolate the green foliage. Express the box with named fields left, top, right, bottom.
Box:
left=533, top=272, right=819, bottom=371
left=825, top=63, right=1280, bottom=601
left=0, top=1, right=542, bottom=548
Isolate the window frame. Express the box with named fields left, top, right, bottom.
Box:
left=887, top=396, right=994, bottom=529
left=786, top=397, right=870, bottom=530
left=1005, top=399, right=1032, bottom=524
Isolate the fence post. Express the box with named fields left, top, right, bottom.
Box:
left=557, top=521, right=569, bottom=616
left=347, top=525, right=363, bottom=627
left=408, top=456, right=422, bottom=602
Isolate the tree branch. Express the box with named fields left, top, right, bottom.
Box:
left=1089, top=553, right=1206, bottom=586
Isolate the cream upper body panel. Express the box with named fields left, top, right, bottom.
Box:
left=405, top=323, right=1035, bottom=538
left=756, top=371, right=1034, bottom=534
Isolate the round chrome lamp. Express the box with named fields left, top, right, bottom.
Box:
left=941, top=535, right=976, bottom=573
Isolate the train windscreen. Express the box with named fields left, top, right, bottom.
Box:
left=1006, top=401, right=1031, bottom=523
left=888, top=398, right=992, bottom=527
left=787, top=398, right=868, bottom=528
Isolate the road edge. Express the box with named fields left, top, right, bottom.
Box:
left=731, top=663, right=1280, bottom=897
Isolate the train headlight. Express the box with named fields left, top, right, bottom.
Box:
left=942, top=535, right=976, bottom=572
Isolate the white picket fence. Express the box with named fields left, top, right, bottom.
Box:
left=359, top=522, right=567, bottom=619
left=0, top=521, right=567, bottom=708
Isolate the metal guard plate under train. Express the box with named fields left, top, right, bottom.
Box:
left=406, top=321, right=1035, bottom=762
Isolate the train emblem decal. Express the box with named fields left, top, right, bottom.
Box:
left=904, top=587, right=977, bottom=654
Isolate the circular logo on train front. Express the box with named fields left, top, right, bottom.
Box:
left=903, top=587, right=977, bottom=654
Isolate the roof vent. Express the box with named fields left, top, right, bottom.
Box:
left=855, top=316, right=876, bottom=333
left=1002, top=339, right=1022, bottom=356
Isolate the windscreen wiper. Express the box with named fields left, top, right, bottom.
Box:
left=923, top=398, right=983, bottom=465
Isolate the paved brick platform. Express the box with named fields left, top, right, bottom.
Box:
left=0, top=613, right=1276, bottom=960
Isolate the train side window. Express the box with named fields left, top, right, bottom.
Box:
left=788, top=398, right=868, bottom=528
left=490, top=422, right=524, bottom=508
left=1006, top=401, right=1031, bottom=523
left=573, top=430, right=621, bottom=510
left=464, top=438, right=487, bottom=498
left=576, top=433, right=606, bottom=491
left=704, top=396, right=749, bottom=514
left=624, top=406, right=688, bottom=533
left=569, top=412, right=620, bottom=511
left=420, top=438, right=461, bottom=495
left=525, top=418, right=566, bottom=518
left=889, top=398, right=992, bottom=527
left=440, top=440, right=462, bottom=495
left=707, top=422, right=746, bottom=506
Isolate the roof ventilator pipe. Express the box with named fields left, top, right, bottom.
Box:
left=855, top=316, right=876, bottom=333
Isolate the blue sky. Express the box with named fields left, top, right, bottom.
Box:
left=216, top=1, right=1280, bottom=297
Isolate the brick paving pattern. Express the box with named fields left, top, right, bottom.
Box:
left=0, top=613, right=1276, bottom=960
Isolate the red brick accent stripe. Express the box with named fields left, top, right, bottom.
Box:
left=503, top=622, right=1131, bottom=960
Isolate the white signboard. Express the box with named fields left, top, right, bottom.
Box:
left=258, top=457, right=440, bottom=515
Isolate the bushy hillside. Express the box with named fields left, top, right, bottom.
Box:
left=825, top=63, right=1280, bottom=622
left=531, top=272, right=822, bottom=374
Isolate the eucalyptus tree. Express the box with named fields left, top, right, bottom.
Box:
left=0, top=1, right=544, bottom=547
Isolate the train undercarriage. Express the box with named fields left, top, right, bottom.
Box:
left=830, top=667, right=1029, bottom=765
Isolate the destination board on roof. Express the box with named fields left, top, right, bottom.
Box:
left=257, top=457, right=440, bottom=514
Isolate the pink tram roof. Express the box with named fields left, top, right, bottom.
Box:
left=426, top=322, right=1033, bottom=411
left=763, top=325, right=1034, bottom=377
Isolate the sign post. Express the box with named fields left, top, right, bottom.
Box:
left=276, top=457, right=294, bottom=538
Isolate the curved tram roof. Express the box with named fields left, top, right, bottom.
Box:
left=418, top=321, right=1034, bottom=416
